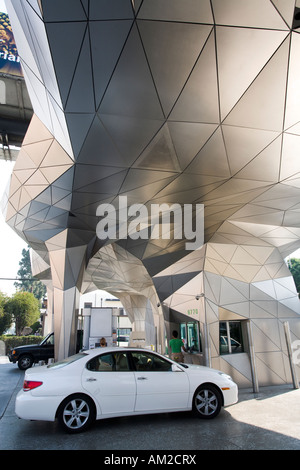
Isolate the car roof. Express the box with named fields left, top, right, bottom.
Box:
left=83, top=347, right=165, bottom=358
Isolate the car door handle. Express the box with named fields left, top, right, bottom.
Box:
left=86, top=377, right=97, bottom=382
left=137, top=376, right=147, bottom=380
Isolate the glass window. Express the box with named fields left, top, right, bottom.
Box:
left=180, top=321, right=202, bottom=353
left=47, top=353, right=87, bottom=369
left=117, top=328, right=131, bottom=343
left=187, top=322, right=201, bottom=352
left=41, top=333, right=54, bottom=346
left=131, top=351, right=172, bottom=372
left=220, top=321, right=244, bottom=355
left=180, top=324, right=187, bottom=345
left=86, top=352, right=130, bottom=372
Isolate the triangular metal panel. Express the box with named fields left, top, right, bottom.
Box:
left=224, top=35, right=290, bottom=131
left=138, top=0, right=213, bottom=24
left=89, top=0, right=134, bottom=20
left=212, top=0, right=288, bottom=29
left=99, top=24, right=164, bottom=120
left=41, top=0, right=87, bottom=21
left=139, top=21, right=213, bottom=116
left=45, top=22, right=87, bottom=107
left=90, top=20, right=133, bottom=110
left=169, top=30, right=218, bottom=123
left=65, top=31, right=95, bottom=113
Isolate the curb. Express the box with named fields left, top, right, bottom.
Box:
left=0, top=356, right=9, bottom=364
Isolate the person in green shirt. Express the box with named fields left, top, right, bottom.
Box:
left=169, top=330, right=187, bottom=363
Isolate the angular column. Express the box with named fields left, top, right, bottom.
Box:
left=30, top=249, right=54, bottom=336
left=120, top=293, right=157, bottom=347
left=46, top=229, right=87, bottom=361
left=44, top=282, right=54, bottom=335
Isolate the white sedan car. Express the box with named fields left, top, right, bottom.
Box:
left=15, top=347, right=238, bottom=433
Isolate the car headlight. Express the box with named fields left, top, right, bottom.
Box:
left=218, top=372, right=233, bottom=381
left=12, top=350, right=16, bottom=355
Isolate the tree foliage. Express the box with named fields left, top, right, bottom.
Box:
left=14, top=247, right=46, bottom=302
left=287, top=258, right=300, bottom=298
left=0, top=292, right=12, bottom=336
left=5, top=291, right=40, bottom=336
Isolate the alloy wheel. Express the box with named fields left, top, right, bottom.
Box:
left=194, top=386, right=221, bottom=419
left=61, top=397, right=92, bottom=432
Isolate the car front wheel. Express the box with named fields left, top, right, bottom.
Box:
left=193, top=385, right=222, bottom=419
left=57, top=394, right=96, bottom=433
left=18, top=355, right=33, bottom=370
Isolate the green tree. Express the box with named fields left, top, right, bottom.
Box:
left=0, top=292, right=12, bottom=335
left=287, top=258, right=300, bottom=298
left=6, top=291, right=40, bottom=336
left=14, top=247, right=46, bottom=302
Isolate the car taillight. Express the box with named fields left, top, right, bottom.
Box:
left=23, top=380, right=43, bottom=391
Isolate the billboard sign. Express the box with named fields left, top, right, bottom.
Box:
left=0, top=11, right=22, bottom=77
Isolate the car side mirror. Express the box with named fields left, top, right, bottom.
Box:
left=171, top=363, right=183, bottom=372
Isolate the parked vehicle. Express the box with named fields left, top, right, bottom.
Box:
left=8, top=333, right=54, bottom=370
left=15, top=347, right=238, bottom=433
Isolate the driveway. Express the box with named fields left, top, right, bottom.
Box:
left=0, top=358, right=300, bottom=451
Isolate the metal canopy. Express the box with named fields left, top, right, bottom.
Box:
left=2, top=1, right=300, bottom=385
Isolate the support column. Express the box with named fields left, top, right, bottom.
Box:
left=284, top=321, right=299, bottom=389
left=46, top=230, right=87, bottom=361
left=44, top=282, right=54, bottom=336
left=119, top=294, right=156, bottom=347
left=52, top=285, right=81, bottom=360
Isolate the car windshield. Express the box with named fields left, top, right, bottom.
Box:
left=40, top=333, right=54, bottom=346
left=47, top=353, right=87, bottom=369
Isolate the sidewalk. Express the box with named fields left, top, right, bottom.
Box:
left=0, top=355, right=9, bottom=364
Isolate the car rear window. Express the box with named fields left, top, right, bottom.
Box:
left=47, top=353, right=87, bottom=369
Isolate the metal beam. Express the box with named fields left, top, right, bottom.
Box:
left=0, top=74, right=32, bottom=160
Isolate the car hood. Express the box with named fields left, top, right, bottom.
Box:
left=181, top=363, right=209, bottom=370
left=13, top=343, right=40, bottom=351
left=181, top=363, right=224, bottom=375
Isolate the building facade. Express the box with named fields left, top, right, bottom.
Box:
left=2, top=0, right=300, bottom=389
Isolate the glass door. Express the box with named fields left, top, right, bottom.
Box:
left=180, top=321, right=201, bottom=353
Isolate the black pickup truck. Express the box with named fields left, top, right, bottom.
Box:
left=8, top=332, right=54, bottom=370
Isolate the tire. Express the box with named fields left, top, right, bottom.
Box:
left=57, top=394, right=96, bottom=433
left=18, top=355, right=33, bottom=370
left=193, top=384, right=222, bottom=419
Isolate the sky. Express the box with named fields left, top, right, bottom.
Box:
left=0, top=0, right=6, bottom=14
left=0, top=161, right=27, bottom=296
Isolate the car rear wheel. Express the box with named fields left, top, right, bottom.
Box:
left=193, top=384, right=222, bottom=419
left=18, top=355, right=33, bottom=370
left=57, top=394, right=96, bottom=433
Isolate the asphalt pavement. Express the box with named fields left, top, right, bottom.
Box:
left=0, top=355, right=300, bottom=452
